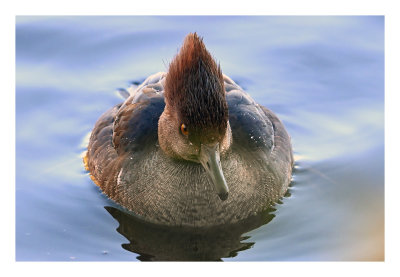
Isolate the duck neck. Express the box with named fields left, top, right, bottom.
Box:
left=157, top=109, right=181, bottom=160
left=219, top=121, right=233, bottom=155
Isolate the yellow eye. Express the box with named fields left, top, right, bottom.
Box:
left=180, top=123, right=189, bottom=136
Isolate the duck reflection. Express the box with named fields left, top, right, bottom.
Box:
left=105, top=206, right=276, bottom=261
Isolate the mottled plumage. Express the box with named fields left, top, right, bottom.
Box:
left=85, top=33, right=293, bottom=227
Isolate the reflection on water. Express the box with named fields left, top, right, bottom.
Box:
left=105, top=206, right=276, bottom=261
left=16, top=16, right=384, bottom=261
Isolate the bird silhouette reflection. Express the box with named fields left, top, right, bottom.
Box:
left=105, top=206, right=276, bottom=261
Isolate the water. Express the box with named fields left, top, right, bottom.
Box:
left=15, top=16, right=384, bottom=261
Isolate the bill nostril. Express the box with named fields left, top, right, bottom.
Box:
left=188, top=154, right=197, bottom=160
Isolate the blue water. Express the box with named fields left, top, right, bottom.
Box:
left=16, top=16, right=384, bottom=261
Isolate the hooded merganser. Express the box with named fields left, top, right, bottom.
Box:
left=85, top=33, right=293, bottom=227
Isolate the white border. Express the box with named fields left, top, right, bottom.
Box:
left=3, top=0, right=398, bottom=276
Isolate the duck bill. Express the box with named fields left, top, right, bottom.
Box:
left=199, top=143, right=229, bottom=201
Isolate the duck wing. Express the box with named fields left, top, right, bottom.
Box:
left=86, top=73, right=166, bottom=201
left=224, top=75, right=293, bottom=166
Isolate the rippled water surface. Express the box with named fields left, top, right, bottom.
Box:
left=16, top=16, right=384, bottom=261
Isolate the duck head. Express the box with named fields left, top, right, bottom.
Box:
left=158, top=33, right=232, bottom=200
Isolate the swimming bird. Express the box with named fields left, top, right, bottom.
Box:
left=85, top=33, right=293, bottom=227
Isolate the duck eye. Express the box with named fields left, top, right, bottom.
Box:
left=180, top=123, right=189, bottom=136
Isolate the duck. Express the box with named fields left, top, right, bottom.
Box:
left=85, top=33, right=293, bottom=227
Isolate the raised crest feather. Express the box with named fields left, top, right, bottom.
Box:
left=164, top=33, right=228, bottom=143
